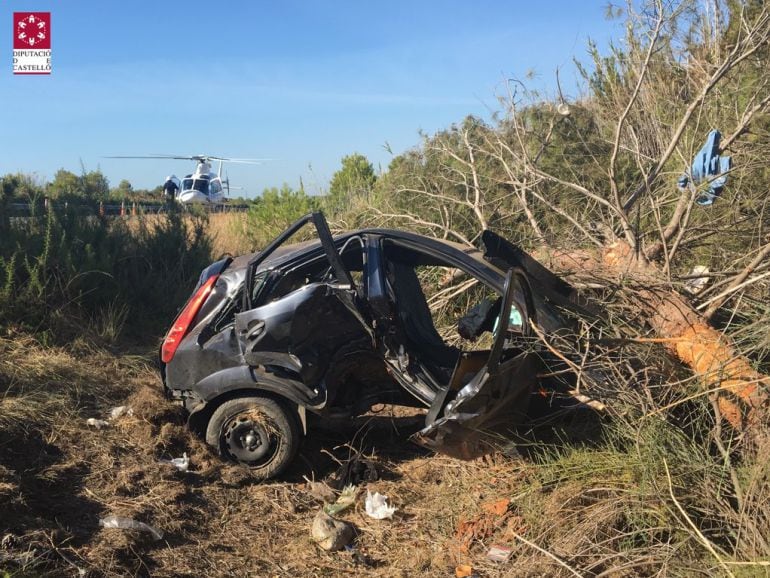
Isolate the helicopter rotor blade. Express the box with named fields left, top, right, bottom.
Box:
left=225, top=158, right=273, bottom=164
left=114, top=154, right=216, bottom=161
left=149, top=154, right=211, bottom=161
left=106, top=154, right=272, bottom=163
left=148, top=154, right=271, bottom=163
left=104, top=154, right=203, bottom=161
left=103, top=155, right=179, bottom=159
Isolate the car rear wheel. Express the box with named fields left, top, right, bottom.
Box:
left=205, top=396, right=301, bottom=480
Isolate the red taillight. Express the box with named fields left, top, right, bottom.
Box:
left=161, top=275, right=219, bottom=364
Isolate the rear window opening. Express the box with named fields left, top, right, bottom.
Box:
left=253, top=238, right=365, bottom=307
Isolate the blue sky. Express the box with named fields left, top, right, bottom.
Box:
left=1, top=1, right=620, bottom=196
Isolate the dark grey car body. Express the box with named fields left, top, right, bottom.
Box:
left=161, top=213, right=585, bottom=461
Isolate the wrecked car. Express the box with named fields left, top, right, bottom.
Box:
left=160, top=212, right=585, bottom=479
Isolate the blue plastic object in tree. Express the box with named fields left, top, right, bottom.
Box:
left=677, top=129, right=732, bottom=206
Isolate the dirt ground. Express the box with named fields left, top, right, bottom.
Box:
left=3, top=334, right=737, bottom=577
left=0, top=337, right=557, bottom=578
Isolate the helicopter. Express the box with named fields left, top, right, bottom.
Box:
left=105, top=154, right=267, bottom=205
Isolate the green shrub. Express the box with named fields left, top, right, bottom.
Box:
left=0, top=206, right=213, bottom=341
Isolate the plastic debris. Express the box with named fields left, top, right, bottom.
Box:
left=109, top=405, right=133, bottom=419
left=158, top=452, right=189, bottom=472
left=487, top=544, right=513, bottom=562
left=87, top=406, right=133, bottom=430
left=678, top=129, right=732, bottom=206
left=99, top=516, right=164, bottom=541
left=311, top=510, right=353, bottom=551
left=364, top=489, right=396, bottom=519
left=86, top=418, right=110, bottom=429
left=684, top=266, right=710, bottom=295
left=323, top=484, right=358, bottom=516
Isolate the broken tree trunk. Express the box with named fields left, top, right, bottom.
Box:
left=544, top=239, right=768, bottom=429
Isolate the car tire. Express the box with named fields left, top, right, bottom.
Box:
left=205, top=395, right=301, bottom=480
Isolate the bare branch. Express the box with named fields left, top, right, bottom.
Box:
left=720, top=90, right=770, bottom=152
left=368, top=207, right=473, bottom=247
left=701, top=268, right=770, bottom=319
left=623, top=6, right=770, bottom=212
left=608, top=0, right=664, bottom=245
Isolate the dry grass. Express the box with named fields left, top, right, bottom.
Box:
left=206, top=212, right=253, bottom=257
left=121, top=212, right=253, bottom=259
left=2, top=328, right=769, bottom=576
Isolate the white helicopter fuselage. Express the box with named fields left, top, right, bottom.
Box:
left=178, top=160, right=226, bottom=205
left=178, top=188, right=216, bottom=204
left=105, top=154, right=260, bottom=205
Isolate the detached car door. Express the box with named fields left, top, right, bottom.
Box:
left=413, top=268, right=540, bottom=459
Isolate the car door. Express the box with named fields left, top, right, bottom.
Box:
left=481, top=229, right=598, bottom=328
left=413, top=268, right=541, bottom=459
left=234, top=213, right=372, bottom=391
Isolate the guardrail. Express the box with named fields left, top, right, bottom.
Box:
left=6, top=200, right=251, bottom=217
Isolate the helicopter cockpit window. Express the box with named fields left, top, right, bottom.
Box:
left=210, top=180, right=222, bottom=195
left=182, top=178, right=210, bottom=195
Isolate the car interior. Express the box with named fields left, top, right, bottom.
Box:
left=238, top=232, right=524, bottom=411
left=378, top=240, right=514, bottom=401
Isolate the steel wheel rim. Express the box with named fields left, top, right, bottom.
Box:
left=222, top=412, right=278, bottom=466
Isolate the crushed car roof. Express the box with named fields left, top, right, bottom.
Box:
left=246, top=228, right=497, bottom=275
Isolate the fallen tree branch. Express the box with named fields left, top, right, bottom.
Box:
left=547, top=239, right=769, bottom=429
